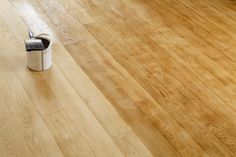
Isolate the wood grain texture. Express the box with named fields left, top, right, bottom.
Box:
left=0, top=0, right=236, bottom=156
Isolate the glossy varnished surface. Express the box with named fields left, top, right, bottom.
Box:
left=0, top=0, right=236, bottom=156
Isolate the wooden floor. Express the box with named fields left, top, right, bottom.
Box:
left=0, top=0, right=236, bottom=156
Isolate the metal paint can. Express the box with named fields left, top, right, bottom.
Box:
left=25, top=33, right=52, bottom=71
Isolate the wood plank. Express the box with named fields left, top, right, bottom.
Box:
left=0, top=4, right=127, bottom=157
left=51, top=44, right=153, bottom=157
left=65, top=41, right=208, bottom=157
left=2, top=1, right=152, bottom=156
left=0, top=16, right=64, bottom=157
left=15, top=2, right=207, bottom=156
left=1, top=0, right=236, bottom=156
left=0, top=117, right=33, bottom=157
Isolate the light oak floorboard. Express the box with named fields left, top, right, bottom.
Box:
left=1, top=0, right=236, bottom=156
